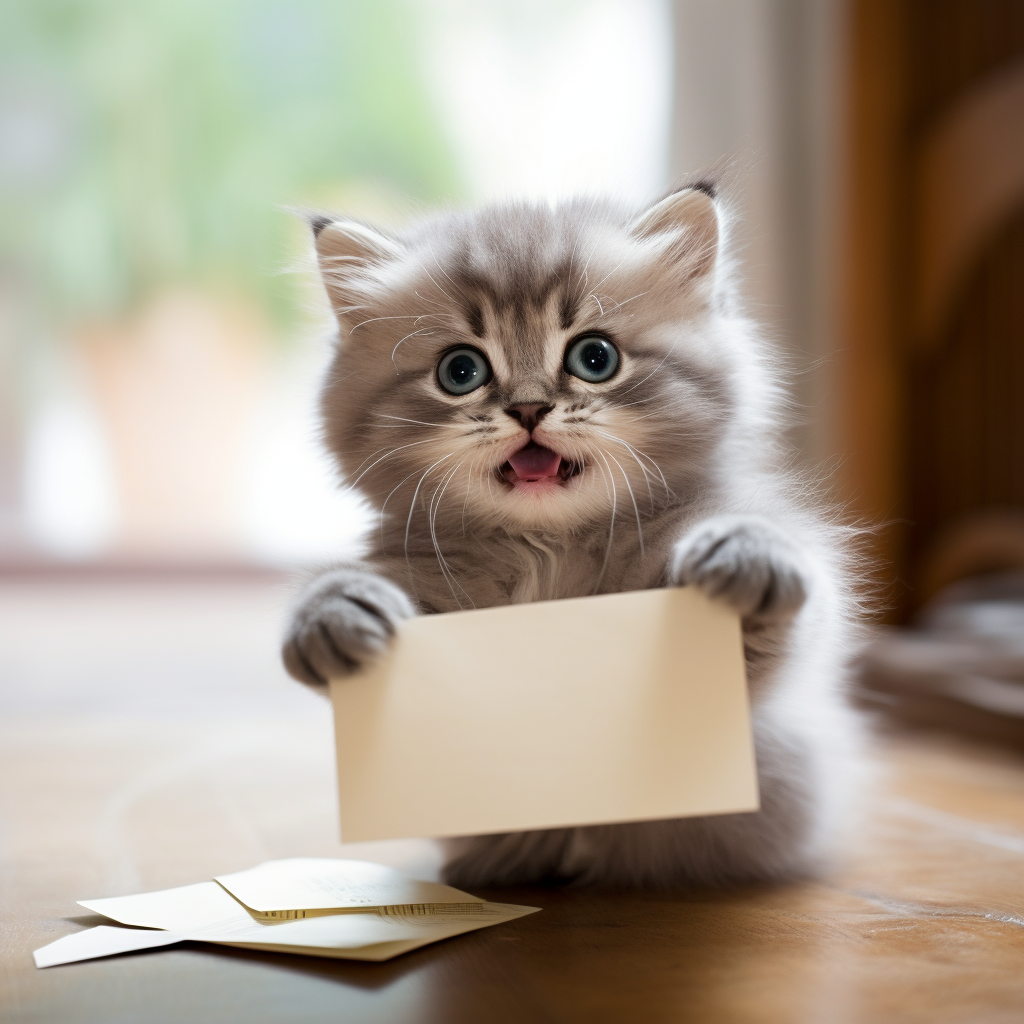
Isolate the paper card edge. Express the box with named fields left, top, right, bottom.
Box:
left=338, top=795, right=762, bottom=844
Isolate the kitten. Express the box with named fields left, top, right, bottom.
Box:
left=283, top=184, right=865, bottom=888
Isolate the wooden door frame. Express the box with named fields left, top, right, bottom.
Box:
left=834, top=0, right=910, bottom=617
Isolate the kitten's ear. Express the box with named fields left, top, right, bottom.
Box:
left=309, top=215, right=402, bottom=314
left=630, top=187, right=718, bottom=279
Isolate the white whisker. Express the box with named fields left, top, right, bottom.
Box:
left=428, top=462, right=474, bottom=608
left=586, top=253, right=630, bottom=297
left=592, top=449, right=617, bottom=589
left=604, top=449, right=644, bottom=557
left=375, top=413, right=464, bottom=429
left=602, top=436, right=656, bottom=505
left=378, top=465, right=428, bottom=550
left=350, top=314, right=421, bottom=332
left=594, top=429, right=674, bottom=500
left=613, top=347, right=674, bottom=399
left=608, top=290, right=648, bottom=312
left=404, top=453, right=454, bottom=562
left=349, top=437, right=438, bottom=489
left=391, top=327, right=434, bottom=365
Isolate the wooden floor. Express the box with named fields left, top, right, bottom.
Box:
left=3, top=579, right=1024, bottom=1024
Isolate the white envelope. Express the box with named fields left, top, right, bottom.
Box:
left=331, top=586, right=758, bottom=842
left=35, top=860, right=538, bottom=968
left=214, top=857, right=482, bottom=917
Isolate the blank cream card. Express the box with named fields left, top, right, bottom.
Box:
left=331, top=586, right=758, bottom=842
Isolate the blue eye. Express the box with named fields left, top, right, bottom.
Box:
left=437, top=347, right=491, bottom=395
left=564, top=335, right=620, bottom=383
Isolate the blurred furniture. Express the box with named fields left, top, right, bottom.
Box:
left=78, top=294, right=268, bottom=561
left=4, top=579, right=1024, bottom=1023
left=840, top=0, right=1024, bottom=616
left=859, top=573, right=1024, bottom=747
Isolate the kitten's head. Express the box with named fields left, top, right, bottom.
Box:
left=313, top=188, right=749, bottom=539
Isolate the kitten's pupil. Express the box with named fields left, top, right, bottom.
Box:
left=448, top=354, right=478, bottom=386
left=580, top=342, right=609, bottom=374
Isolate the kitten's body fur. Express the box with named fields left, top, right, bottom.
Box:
left=284, top=187, right=864, bottom=888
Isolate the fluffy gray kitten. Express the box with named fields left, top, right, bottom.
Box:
left=283, top=184, right=863, bottom=888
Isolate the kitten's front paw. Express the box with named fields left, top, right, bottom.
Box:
left=669, top=515, right=809, bottom=622
left=282, top=569, right=415, bottom=688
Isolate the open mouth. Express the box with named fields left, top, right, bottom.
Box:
left=498, top=441, right=584, bottom=487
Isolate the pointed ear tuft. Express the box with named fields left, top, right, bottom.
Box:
left=313, top=218, right=400, bottom=265
left=309, top=215, right=402, bottom=315
left=630, top=188, right=719, bottom=279
left=687, top=179, right=717, bottom=199
left=309, top=214, right=333, bottom=238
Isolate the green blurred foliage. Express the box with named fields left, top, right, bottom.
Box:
left=0, top=0, right=461, bottom=332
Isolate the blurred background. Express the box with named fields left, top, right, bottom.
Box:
left=0, top=0, right=676, bottom=567
left=3, top=0, right=1024, bottom=741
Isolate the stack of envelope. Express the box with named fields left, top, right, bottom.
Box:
left=34, top=858, right=539, bottom=968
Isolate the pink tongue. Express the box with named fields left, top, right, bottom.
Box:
left=508, top=443, right=562, bottom=480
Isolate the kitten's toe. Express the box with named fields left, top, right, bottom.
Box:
left=282, top=569, right=415, bottom=689
left=670, top=515, right=808, bottom=622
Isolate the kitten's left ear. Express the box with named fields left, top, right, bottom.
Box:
left=630, top=187, right=718, bottom=279
left=309, top=215, right=402, bottom=315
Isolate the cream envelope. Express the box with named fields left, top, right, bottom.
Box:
left=35, top=861, right=538, bottom=967
left=214, top=857, right=483, bottom=918
left=331, top=586, right=759, bottom=843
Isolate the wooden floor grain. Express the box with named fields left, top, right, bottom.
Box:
left=2, top=579, right=1024, bottom=1024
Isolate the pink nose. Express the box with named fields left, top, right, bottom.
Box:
left=504, top=402, right=553, bottom=432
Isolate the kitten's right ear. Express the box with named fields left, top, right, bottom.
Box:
left=630, top=187, right=718, bottom=280
left=309, top=215, right=402, bottom=314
